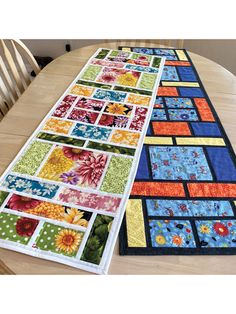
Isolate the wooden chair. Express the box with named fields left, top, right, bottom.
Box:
left=0, top=39, right=41, bottom=120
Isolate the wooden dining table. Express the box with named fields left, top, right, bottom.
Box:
left=0, top=41, right=236, bottom=275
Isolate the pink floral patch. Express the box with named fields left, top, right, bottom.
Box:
left=90, top=58, right=124, bottom=68
left=68, top=108, right=99, bottom=124
left=98, top=114, right=129, bottom=128
left=52, top=95, right=77, bottom=118
left=58, top=188, right=121, bottom=212
left=75, top=97, right=105, bottom=111
left=129, top=107, right=148, bottom=131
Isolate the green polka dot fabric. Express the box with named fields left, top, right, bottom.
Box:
left=35, top=223, right=84, bottom=257
left=0, top=212, right=38, bottom=244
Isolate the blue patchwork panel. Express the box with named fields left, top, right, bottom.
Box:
left=153, top=49, right=178, bottom=60
left=93, top=89, right=127, bottom=102
left=149, top=220, right=196, bottom=248
left=191, top=122, right=222, bottom=136
left=179, top=87, right=205, bottom=97
left=155, top=97, right=164, bottom=108
left=177, top=67, right=197, bottom=81
left=2, top=175, right=59, bottom=199
left=168, top=109, right=198, bottom=121
left=149, top=146, right=213, bottom=181
left=165, top=97, right=194, bottom=108
left=71, top=123, right=111, bottom=141
left=135, top=147, right=150, bottom=179
left=146, top=199, right=234, bottom=217
left=133, top=48, right=154, bottom=55
left=196, top=220, right=236, bottom=248
left=125, top=64, right=159, bottom=73
left=151, top=109, right=167, bottom=121
left=161, top=66, right=179, bottom=81
left=206, top=147, right=236, bottom=181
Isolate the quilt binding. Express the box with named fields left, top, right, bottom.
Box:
left=0, top=48, right=165, bottom=273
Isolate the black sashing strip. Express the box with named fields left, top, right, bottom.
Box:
left=118, top=46, right=236, bottom=255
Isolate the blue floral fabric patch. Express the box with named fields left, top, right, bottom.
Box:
left=93, top=89, right=127, bottom=102
left=151, top=109, right=167, bottom=121
left=2, top=175, right=59, bottom=198
left=149, top=219, right=196, bottom=248
left=125, top=64, right=159, bottom=73
left=149, top=146, right=213, bottom=181
left=196, top=220, right=236, bottom=248
left=168, top=109, right=198, bottom=121
left=161, top=66, right=179, bottom=81
left=146, top=199, right=234, bottom=217
left=165, top=97, right=194, bottom=108
left=71, top=123, right=111, bottom=141
left=154, top=97, right=164, bottom=108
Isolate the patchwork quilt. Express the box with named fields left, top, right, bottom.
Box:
left=0, top=48, right=165, bottom=274
left=119, top=47, right=236, bottom=255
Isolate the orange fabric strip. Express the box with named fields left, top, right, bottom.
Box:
left=157, top=87, right=178, bottom=96
left=152, top=121, right=191, bottom=135
left=194, top=98, right=215, bottom=121
left=131, top=182, right=185, bottom=197
left=165, top=61, right=191, bottom=66
left=188, top=183, right=236, bottom=197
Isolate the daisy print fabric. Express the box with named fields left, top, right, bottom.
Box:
left=0, top=48, right=164, bottom=274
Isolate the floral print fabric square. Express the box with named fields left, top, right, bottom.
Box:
left=168, top=109, right=198, bottom=121
left=196, top=220, right=236, bottom=248
left=6, top=194, right=92, bottom=227
left=149, top=146, right=212, bottom=181
left=68, top=108, right=99, bottom=124
left=38, top=146, right=108, bottom=189
left=0, top=212, right=39, bottom=244
left=149, top=220, right=196, bottom=248
left=97, top=67, right=141, bottom=87
left=104, top=103, right=133, bottom=116
left=71, top=123, right=111, bottom=141
left=75, top=97, right=105, bottom=111
left=35, top=222, right=84, bottom=257
left=98, top=114, right=129, bottom=128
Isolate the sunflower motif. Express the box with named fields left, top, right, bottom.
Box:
left=155, top=235, right=166, bottom=245
left=199, top=224, right=210, bottom=234
left=172, top=235, right=183, bottom=246
left=106, top=103, right=127, bottom=115
left=55, top=229, right=82, bottom=254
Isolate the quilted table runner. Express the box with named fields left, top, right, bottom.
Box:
left=0, top=48, right=164, bottom=274
left=119, top=46, right=236, bottom=255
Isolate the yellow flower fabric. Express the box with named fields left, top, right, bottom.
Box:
left=38, top=147, right=73, bottom=181
left=111, top=130, right=140, bottom=147
left=43, top=118, right=73, bottom=135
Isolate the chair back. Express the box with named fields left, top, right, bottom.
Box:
left=0, top=39, right=41, bottom=119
